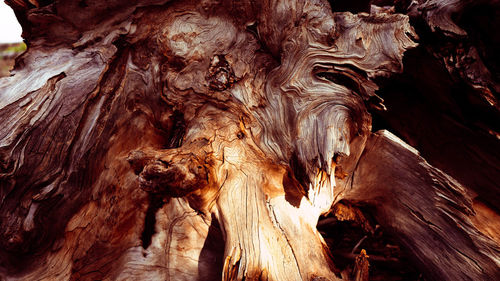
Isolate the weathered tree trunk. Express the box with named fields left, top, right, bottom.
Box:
left=0, top=0, right=499, bottom=280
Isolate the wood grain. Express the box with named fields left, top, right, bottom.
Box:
left=0, top=0, right=498, bottom=280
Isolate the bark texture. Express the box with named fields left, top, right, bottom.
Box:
left=0, top=0, right=499, bottom=280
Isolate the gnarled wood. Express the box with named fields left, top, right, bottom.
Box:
left=0, top=0, right=499, bottom=280
left=335, top=130, right=500, bottom=280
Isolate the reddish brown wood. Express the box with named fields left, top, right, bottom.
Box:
left=0, top=0, right=499, bottom=280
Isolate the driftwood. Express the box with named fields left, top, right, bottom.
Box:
left=0, top=0, right=499, bottom=280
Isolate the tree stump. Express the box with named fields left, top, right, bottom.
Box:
left=0, top=0, right=499, bottom=280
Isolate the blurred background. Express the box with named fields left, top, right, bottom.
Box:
left=0, top=1, right=25, bottom=77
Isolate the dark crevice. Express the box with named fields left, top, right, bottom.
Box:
left=317, top=72, right=362, bottom=94
left=282, top=169, right=305, bottom=208
left=318, top=202, right=426, bottom=280
left=78, top=0, right=89, bottom=8
left=165, top=110, right=186, bottom=149
left=246, top=22, right=259, bottom=39
left=370, top=43, right=500, bottom=212
left=458, top=3, right=500, bottom=81
left=141, top=194, right=165, bottom=249
left=289, top=152, right=310, bottom=194
left=327, top=0, right=371, bottom=13
left=198, top=214, right=225, bottom=280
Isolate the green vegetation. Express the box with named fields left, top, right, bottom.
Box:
left=2, top=42, right=27, bottom=53
left=0, top=42, right=26, bottom=77
left=0, top=42, right=27, bottom=58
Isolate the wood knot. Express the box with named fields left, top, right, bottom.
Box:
left=237, top=131, right=245, bottom=139
left=207, top=54, right=236, bottom=91
left=127, top=150, right=208, bottom=197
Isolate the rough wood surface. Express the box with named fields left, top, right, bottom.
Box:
left=335, top=130, right=500, bottom=280
left=0, top=0, right=499, bottom=280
